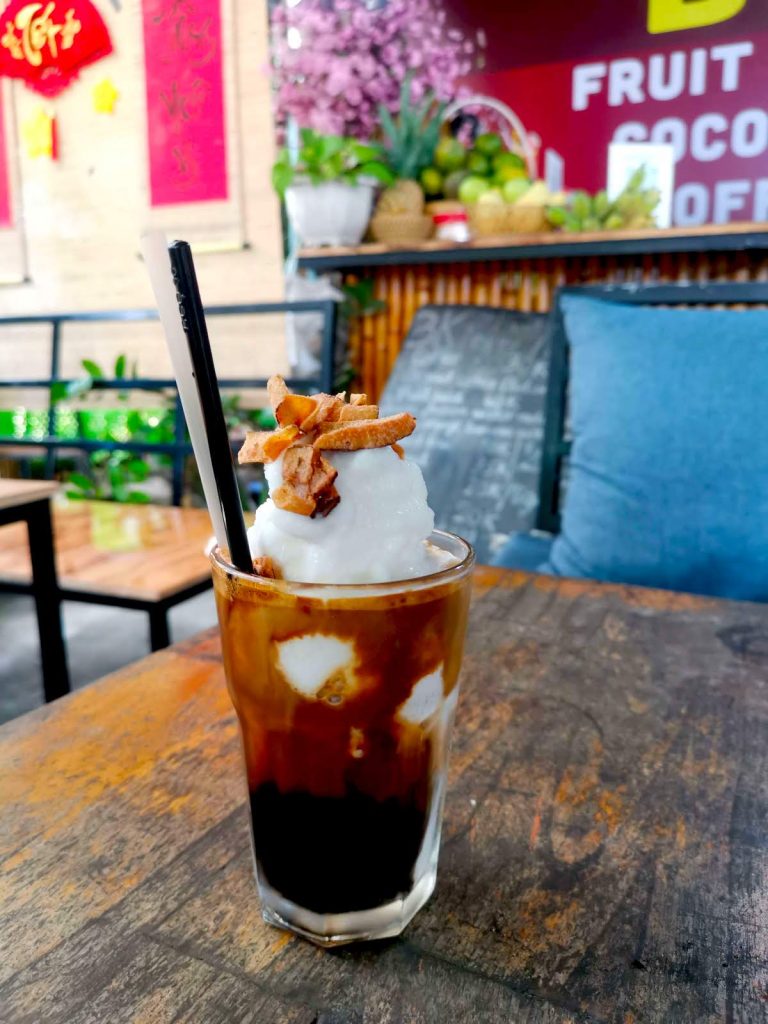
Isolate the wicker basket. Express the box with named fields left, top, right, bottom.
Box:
left=507, top=204, right=548, bottom=234
left=466, top=203, right=509, bottom=238
left=441, top=95, right=537, bottom=179
left=369, top=213, right=433, bottom=244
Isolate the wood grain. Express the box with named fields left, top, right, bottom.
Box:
left=1, top=571, right=767, bottom=1023
left=0, top=499, right=213, bottom=601
left=0, top=479, right=58, bottom=511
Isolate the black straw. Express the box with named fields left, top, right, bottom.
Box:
left=168, top=240, right=253, bottom=573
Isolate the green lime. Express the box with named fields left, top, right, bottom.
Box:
left=492, top=151, right=526, bottom=173
left=458, top=175, right=491, bottom=204
left=466, top=151, right=490, bottom=176
left=474, top=132, right=503, bottom=157
left=443, top=169, right=468, bottom=199
left=494, top=164, right=528, bottom=185
left=434, top=137, right=467, bottom=172
left=420, top=167, right=444, bottom=196
left=502, top=178, right=530, bottom=204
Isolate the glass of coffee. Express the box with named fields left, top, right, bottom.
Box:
left=211, top=529, right=474, bottom=946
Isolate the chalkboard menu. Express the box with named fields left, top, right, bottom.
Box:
left=379, top=305, right=551, bottom=564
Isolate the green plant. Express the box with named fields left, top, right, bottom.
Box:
left=271, top=129, right=394, bottom=199
left=340, top=279, right=386, bottom=319
left=53, top=355, right=171, bottom=504
left=546, top=167, right=661, bottom=233
left=378, top=76, right=446, bottom=181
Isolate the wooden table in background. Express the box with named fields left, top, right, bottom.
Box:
left=0, top=499, right=215, bottom=659
left=1, top=569, right=767, bottom=1023
left=0, top=478, right=69, bottom=701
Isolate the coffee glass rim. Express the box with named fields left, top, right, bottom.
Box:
left=209, top=528, right=475, bottom=597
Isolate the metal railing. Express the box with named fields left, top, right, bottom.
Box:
left=0, top=300, right=338, bottom=505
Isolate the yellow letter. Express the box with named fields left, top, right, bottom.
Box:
left=648, top=0, right=747, bottom=34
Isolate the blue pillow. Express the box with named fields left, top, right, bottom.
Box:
left=547, top=294, right=768, bottom=601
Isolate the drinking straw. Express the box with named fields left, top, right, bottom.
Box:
left=140, top=231, right=253, bottom=573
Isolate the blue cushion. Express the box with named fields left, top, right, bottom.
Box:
left=547, top=294, right=768, bottom=601
left=493, top=531, right=554, bottom=572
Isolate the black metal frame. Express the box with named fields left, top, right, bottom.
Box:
left=297, top=228, right=768, bottom=272
left=0, top=497, right=70, bottom=702
left=0, top=300, right=338, bottom=506
left=0, top=301, right=338, bottom=693
left=536, top=281, right=768, bottom=535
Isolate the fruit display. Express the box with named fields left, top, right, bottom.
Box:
left=418, top=130, right=530, bottom=202
left=546, top=168, right=661, bottom=233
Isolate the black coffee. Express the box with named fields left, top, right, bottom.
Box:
left=249, top=782, right=429, bottom=914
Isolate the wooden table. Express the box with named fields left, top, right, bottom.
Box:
left=1, top=568, right=766, bottom=1023
left=0, top=499, right=215, bottom=659
left=0, top=478, right=69, bottom=701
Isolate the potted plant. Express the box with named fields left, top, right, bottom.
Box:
left=371, top=78, right=446, bottom=243
left=272, top=129, right=393, bottom=247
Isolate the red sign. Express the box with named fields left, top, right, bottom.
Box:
left=141, top=0, right=228, bottom=207
left=0, top=0, right=112, bottom=97
left=0, top=85, right=11, bottom=228
left=452, top=0, right=768, bottom=226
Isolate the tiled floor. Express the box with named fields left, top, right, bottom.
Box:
left=0, top=590, right=217, bottom=725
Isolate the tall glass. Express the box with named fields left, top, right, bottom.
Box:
left=210, top=530, right=474, bottom=946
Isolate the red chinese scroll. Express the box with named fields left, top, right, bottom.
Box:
left=141, top=0, right=228, bottom=206
left=0, top=86, right=11, bottom=228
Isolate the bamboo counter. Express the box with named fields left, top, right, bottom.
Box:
left=298, top=222, right=768, bottom=400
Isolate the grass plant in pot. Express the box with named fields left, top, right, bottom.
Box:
left=272, top=129, right=393, bottom=247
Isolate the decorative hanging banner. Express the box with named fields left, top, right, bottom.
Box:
left=0, top=87, right=11, bottom=227
left=0, top=0, right=112, bottom=97
left=141, top=0, right=228, bottom=207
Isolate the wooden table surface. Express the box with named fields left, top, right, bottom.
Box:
left=0, top=478, right=58, bottom=510
left=0, top=499, right=213, bottom=601
left=1, top=568, right=767, bottom=1024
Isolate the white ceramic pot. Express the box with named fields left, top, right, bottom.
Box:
left=285, top=180, right=374, bottom=247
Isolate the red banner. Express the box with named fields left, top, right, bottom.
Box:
left=0, top=0, right=112, bottom=98
left=0, top=87, right=11, bottom=229
left=452, top=0, right=768, bottom=226
left=141, top=0, right=228, bottom=207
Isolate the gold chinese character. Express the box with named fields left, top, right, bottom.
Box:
left=61, top=8, right=80, bottom=49
left=0, top=2, right=81, bottom=67
left=1, top=19, right=23, bottom=59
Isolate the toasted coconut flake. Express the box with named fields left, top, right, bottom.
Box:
left=267, top=375, right=289, bottom=411
left=279, top=446, right=340, bottom=518
left=313, top=412, right=416, bottom=451
left=253, top=556, right=282, bottom=579
left=272, top=483, right=316, bottom=516
left=238, top=425, right=299, bottom=464
left=339, top=404, right=379, bottom=421
left=276, top=393, right=317, bottom=427
left=299, top=393, right=344, bottom=431
left=349, top=393, right=368, bottom=406
left=391, top=442, right=405, bottom=459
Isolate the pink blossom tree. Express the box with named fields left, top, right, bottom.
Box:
left=270, top=0, right=478, bottom=140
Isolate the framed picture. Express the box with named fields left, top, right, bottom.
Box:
left=607, top=142, right=675, bottom=229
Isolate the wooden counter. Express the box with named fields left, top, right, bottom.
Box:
left=299, top=222, right=768, bottom=400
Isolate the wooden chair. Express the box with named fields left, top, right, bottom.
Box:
left=0, top=499, right=216, bottom=651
